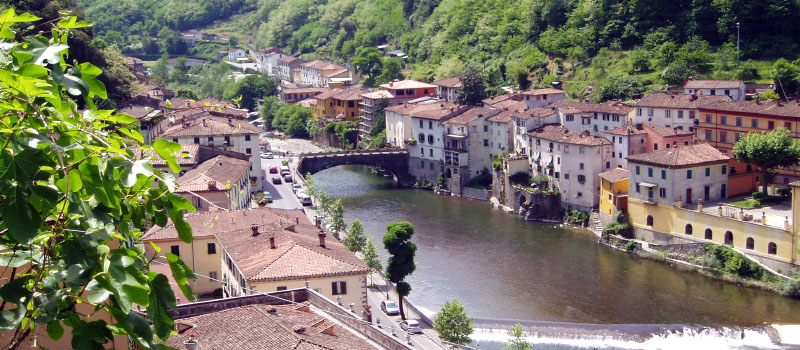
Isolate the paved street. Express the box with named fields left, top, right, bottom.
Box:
left=260, top=152, right=445, bottom=350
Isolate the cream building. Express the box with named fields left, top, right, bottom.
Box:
left=176, top=155, right=252, bottom=211
left=632, top=93, right=730, bottom=132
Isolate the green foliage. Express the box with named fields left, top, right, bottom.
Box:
left=628, top=49, right=651, bottom=73
left=0, top=11, right=196, bottom=348
left=328, top=199, right=346, bottom=235
left=603, top=211, right=634, bottom=238
left=594, top=75, right=644, bottom=102
left=458, top=66, right=487, bottom=106
left=734, top=128, right=800, bottom=190
left=506, top=323, right=531, bottom=350
left=376, top=58, right=405, bottom=84
left=779, top=278, right=800, bottom=297
left=270, top=103, right=313, bottom=138
left=343, top=219, right=367, bottom=252
left=492, top=153, right=508, bottom=170
left=352, top=47, right=383, bottom=83
left=704, top=244, right=765, bottom=280
left=771, top=58, right=800, bottom=98
left=624, top=241, right=639, bottom=253
left=760, top=90, right=781, bottom=101
left=383, top=221, right=417, bottom=320
left=564, top=210, right=589, bottom=226
left=224, top=74, right=279, bottom=111
left=368, top=131, right=387, bottom=149
left=508, top=172, right=531, bottom=186
left=363, top=237, right=383, bottom=285
left=465, top=168, right=492, bottom=189
left=433, top=299, right=474, bottom=346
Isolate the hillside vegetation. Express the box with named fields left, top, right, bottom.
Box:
left=74, top=0, right=800, bottom=100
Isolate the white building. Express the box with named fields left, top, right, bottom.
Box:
left=255, top=48, right=283, bottom=75
left=683, top=79, right=746, bottom=101
left=158, top=115, right=263, bottom=192
left=632, top=93, right=731, bottom=132
left=431, top=77, right=462, bottom=102
left=554, top=101, right=634, bottom=136
left=627, top=142, right=730, bottom=206
left=521, top=88, right=567, bottom=110
left=441, top=107, right=501, bottom=193
left=227, top=48, right=247, bottom=62
left=512, top=106, right=559, bottom=154
left=603, top=126, right=649, bottom=170
left=299, top=60, right=353, bottom=88
left=277, top=55, right=303, bottom=82
left=527, top=125, right=613, bottom=210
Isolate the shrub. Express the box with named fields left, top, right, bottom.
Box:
left=508, top=172, right=531, bottom=186
left=699, top=251, right=722, bottom=269
left=780, top=278, right=800, bottom=297
left=778, top=187, right=791, bottom=198
left=704, top=243, right=764, bottom=280
left=624, top=241, right=638, bottom=252
left=752, top=191, right=768, bottom=200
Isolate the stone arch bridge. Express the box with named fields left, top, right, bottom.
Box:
left=297, top=149, right=411, bottom=185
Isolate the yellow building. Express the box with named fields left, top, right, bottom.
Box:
left=311, top=89, right=341, bottom=119
left=598, top=168, right=629, bottom=221
left=312, top=88, right=368, bottom=122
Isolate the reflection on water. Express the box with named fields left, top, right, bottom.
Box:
left=313, top=165, right=800, bottom=327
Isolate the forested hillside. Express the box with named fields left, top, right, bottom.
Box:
left=71, top=0, right=800, bottom=99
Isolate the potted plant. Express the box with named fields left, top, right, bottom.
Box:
left=184, top=334, right=197, bottom=350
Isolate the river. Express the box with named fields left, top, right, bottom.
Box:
left=313, top=165, right=800, bottom=348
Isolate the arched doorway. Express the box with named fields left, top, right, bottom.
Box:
left=746, top=237, right=754, bottom=250
left=685, top=224, right=693, bottom=235
left=724, top=231, right=734, bottom=246
left=646, top=215, right=653, bottom=226
left=768, top=242, right=777, bottom=255
left=704, top=228, right=713, bottom=240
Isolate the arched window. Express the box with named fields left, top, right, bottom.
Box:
left=746, top=237, right=754, bottom=250
left=685, top=224, right=693, bottom=235
left=768, top=242, right=777, bottom=255
left=705, top=228, right=713, bottom=240
left=724, top=231, right=734, bottom=246
left=445, top=168, right=452, bottom=178
left=646, top=215, right=653, bottom=226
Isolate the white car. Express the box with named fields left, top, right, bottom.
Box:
left=400, top=320, right=422, bottom=334
left=292, top=183, right=303, bottom=193
left=260, top=152, right=274, bottom=159
left=297, top=192, right=312, bottom=206
left=380, top=300, right=400, bottom=316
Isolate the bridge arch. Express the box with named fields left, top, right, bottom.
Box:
left=297, top=150, right=411, bottom=185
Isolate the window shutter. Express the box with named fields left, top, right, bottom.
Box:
left=340, top=282, right=346, bottom=295
left=331, top=282, right=338, bottom=295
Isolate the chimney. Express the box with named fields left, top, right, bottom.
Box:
left=202, top=119, right=207, bottom=127
left=251, top=225, right=259, bottom=236
left=755, top=95, right=761, bottom=104
left=269, top=236, right=276, bottom=249
left=690, top=94, right=697, bottom=101
left=315, top=216, right=322, bottom=228
left=228, top=117, right=233, bottom=126
left=318, top=232, right=326, bottom=247
left=208, top=180, right=217, bottom=189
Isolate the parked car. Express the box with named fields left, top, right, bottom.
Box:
left=264, top=191, right=273, bottom=203
left=292, top=183, right=303, bottom=193
left=271, top=176, right=282, bottom=184
left=283, top=174, right=293, bottom=183
left=260, top=152, right=274, bottom=159
left=269, top=166, right=278, bottom=174
left=279, top=165, right=290, bottom=176
left=298, top=192, right=312, bottom=206
left=380, top=300, right=400, bottom=316
left=400, top=320, right=422, bottom=334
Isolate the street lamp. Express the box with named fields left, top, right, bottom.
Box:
left=736, top=22, right=741, bottom=64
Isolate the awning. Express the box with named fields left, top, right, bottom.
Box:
left=545, top=155, right=553, bottom=167
left=639, top=182, right=658, bottom=188
left=533, top=152, right=541, bottom=162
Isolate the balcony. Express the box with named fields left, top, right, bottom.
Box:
left=444, top=146, right=468, bottom=153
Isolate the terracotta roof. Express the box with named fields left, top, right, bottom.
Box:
left=431, top=77, right=462, bottom=88
left=117, top=105, right=154, bottom=119
left=281, top=87, right=326, bottom=95
left=333, top=89, right=368, bottom=101
left=443, top=107, right=497, bottom=125
left=176, top=155, right=251, bottom=193
left=635, top=93, right=731, bottom=109
left=312, top=89, right=342, bottom=100
left=322, top=67, right=350, bottom=77
left=641, top=123, right=693, bottom=137
left=482, top=93, right=522, bottom=106
left=699, top=100, right=800, bottom=118
left=487, top=110, right=515, bottom=123
left=279, top=55, right=301, bottom=63
left=552, top=100, right=634, bottom=115
left=385, top=101, right=462, bottom=121
left=527, top=125, right=612, bottom=146
left=380, top=80, right=437, bottom=90
left=515, top=106, right=559, bottom=120
left=217, top=223, right=368, bottom=282
left=493, top=99, right=525, bottom=111
left=160, top=115, right=260, bottom=138
left=133, top=144, right=201, bottom=167
left=161, top=97, right=191, bottom=110
left=301, top=60, right=346, bottom=71
left=142, top=208, right=310, bottom=242
left=521, top=88, right=566, bottom=96
left=627, top=143, right=729, bottom=168
left=684, top=80, right=743, bottom=89
left=361, top=90, right=395, bottom=99
left=166, top=303, right=377, bottom=350
left=603, top=126, right=647, bottom=136
left=598, top=168, right=629, bottom=183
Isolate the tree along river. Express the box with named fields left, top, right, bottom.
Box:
left=313, top=166, right=800, bottom=341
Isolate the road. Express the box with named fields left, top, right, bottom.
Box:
left=260, top=152, right=445, bottom=350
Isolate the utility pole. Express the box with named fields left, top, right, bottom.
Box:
left=736, top=22, right=741, bottom=65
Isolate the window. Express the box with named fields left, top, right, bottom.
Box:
left=557, top=157, right=561, bottom=165
left=705, top=228, right=713, bottom=240
left=577, top=192, right=583, bottom=197
left=724, top=231, right=734, bottom=246
left=484, top=125, right=488, bottom=132
left=706, top=114, right=712, bottom=123
left=722, top=165, right=727, bottom=174
left=579, top=147, right=584, bottom=154
left=564, top=146, right=569, bottom=153
left=768, top=242, right=777, bottom=255
left=428, top=134, right=434, bottom=144
left=687, top=170, right=693, bottom=179
left=746, top=237, right=754, bottom=250
left=635, top=166, right=640, bottom=175
left=429, top=121, right=433, bottom=129
left=331, top=281, right=347, bottom=295
left=193, top=137, right=200, bottom=144
left=648, top=109, right=654, bottom=117
left=646, top=215, right=653, bottom=226
left=207, top=242, right=216, bottom=254
left=246, top=148, right=252, bottom=154
left=420, top=147, right=424, bottom=156
left=724, top=89, right=730, bottom=95
left=705, top=130, right=712, bottom=141
left=661, top=170, right=666, bottom=179
left=209, top=271, right=217, bottom=280
left=654, top=143, right=658, bottom=150
left=768, top=121, right=775, bottom=129
left=710, top=90, right=716, bottom=95
left=564, top=173, right=569, bottom=180
left=420, top=160, right=424, bottom=168
left=555, top=172, right=560, bottom=179
left=566, top=114, right=574, bottom=122
left=606, top=162, right=610, bottom=169
left=277, top=286, right=288, bottom=291
left=785, top=122, right=791, bottom=129
left=577, top=174, right=586, bottom=183
left=659, top=188, right=666, bottom=198
left=647, top=168, right=653, bottom=177
left=484, top=139, right=489, bottom=146
left=689, top=111, right=696, bottom=118
left=635, top=183, right=640, bottom=193
left=419, top=120, right=423, bottom=128
left=685, top=224, right=693, bottom=235
left=736, top=117, right=742, bottom=127
left=720, top=132, right=727, bottom=143
left=637, top=108, right=642, bottom=116
left=170, top=245, right=180, bottom=256
left=612, top=151, right=616, bottom=158
left=429, top=162, right=434, bottom=169
left=419, top=133, right=424, bottom=142
left=245, top=135, right=251, bottom=141
left=735, top=133, right=741, bottom=142
left=705, top=167, right=711, bottom=176
left=665, top=110, right=671, bottom=118
left=752, top=119, right=759, bottom=128
left=172, top=138, right=178, bottom=143
left=678, top=111, right=684, bottom=118
left=429, top=149, right=433, bottom=157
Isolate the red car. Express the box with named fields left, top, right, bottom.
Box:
left=271, top=176, right=282, bottom=184
left=269, top=166, right=278, bottom=174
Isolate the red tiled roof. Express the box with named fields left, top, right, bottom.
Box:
left=515, top=106, right=559, bottom=120
left=142, top=208, right=310, bottom=241
left=627, top=142, right=729, bottom=168
left=133, top=144, right=201, bottom=167
left=603, top=126, right=647, bottom=136
left=635, top=93, right=731, bottom=109
left=333, top=89, right=369, bottom=101
left=552, top=100, right=634, bottom=115
left=312, top=89, right=342, bottom=100
left=281, top=87, right=326, bottom=95
left=380, top=80, right=437, bottom=90
left=443, top=107, right=497, bottom=125
left=176, top=155, right=251, bottom=193
left=160, top=115, right=260, bottom=138
left=598, top=168, right=629, bottom=183
left=166, top=304, right=378, bottom=350
left=641, top=123, right=693, bottom=137
left=699, top=100, right=800, bottom=118
left=301, top=60, right=346, bottom=71
left=684, top=80, right=743, bottom=89
left=487, top=110, right=515, bottom=123
left=521, top=88, right=566, bottom=96
left=385, top=101, right=462, bottom=121
left=117, top=105, right=154, bottom=119
left=527, top=125, right=612, bottom=146
left=431, top=77, right=462, bottom=88
left=482, top=93, right=522, bottom=106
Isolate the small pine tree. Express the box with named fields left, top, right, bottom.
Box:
left=343, top=219, right=367, bottom=252
left=506, top=323, right=531, bottom=350
left=433, top=299, right=474, bottom=346
left=329, top=199, right=346, bottom=235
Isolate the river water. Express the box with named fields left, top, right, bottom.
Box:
left=313, top=165, right=800, bottom=348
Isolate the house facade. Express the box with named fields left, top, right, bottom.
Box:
left=442, top=107, right=500, bottom=194
left=176, top=155, right=252, bottom=211
left=522, top=88, right=567, bottom=110
left=683, top=79, right=746, bottom=101
left=432, top=77, right=462, bottom=102
left=277, top=55, right=304, bottom=82
left=512, top=106, right=559, bottom=154
left=555, top=101, right=634, bottom=136
left=598, top=168, right=629, bottom=223
left=632, top=93, right=731, bottom=132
